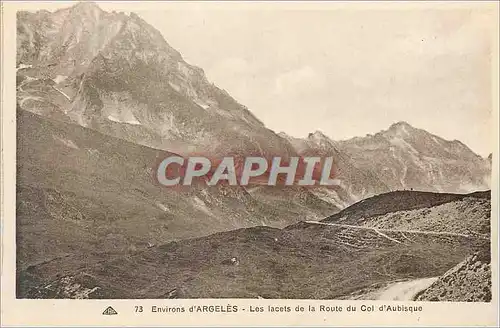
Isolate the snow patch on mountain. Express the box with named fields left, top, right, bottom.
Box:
left=53, top=135, right=79, bottom=149
left=192, top=196, right=213, bottom=216
left=16, top=63, right=32, bottom=71
left=53, top=75, right=68, bottom=84
left=388, top=136, right=418, bottom=155
left=108, top=114, right=141, bottom=125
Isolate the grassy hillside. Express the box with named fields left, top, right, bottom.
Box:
left=16, top=110, right=336, bottom=273
left=18, top=192, right=490, bottom=299
left=322, top=190, right=490, bottom=236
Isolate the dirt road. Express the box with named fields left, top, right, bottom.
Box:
left=375, top=277, right=438, bottom=300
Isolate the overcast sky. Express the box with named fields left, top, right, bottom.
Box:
left=20, top=2, right=497, bottom=156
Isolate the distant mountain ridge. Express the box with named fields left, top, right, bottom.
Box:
left=337, top=121, right=491, bottom=193
left=284, top=122, right=491, bottom=204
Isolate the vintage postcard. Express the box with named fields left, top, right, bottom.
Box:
left=1, top=1, right=499, bottom=327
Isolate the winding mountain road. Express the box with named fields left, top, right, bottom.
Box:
left=304, top=220, right=476, bottom=300
left=304, top=221, right=489, bottom=240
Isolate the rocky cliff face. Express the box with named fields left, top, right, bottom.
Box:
left=17, top=2, right=295, bottom=158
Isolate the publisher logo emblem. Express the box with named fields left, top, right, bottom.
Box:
left=102, top=306, right=118, bottom=315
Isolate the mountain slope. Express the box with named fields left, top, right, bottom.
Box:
left=15, top=2, right=492, bottom=300
left=321, top=190, right=491, bottom=240
left=414, top=247, right=491, bottom=302
left=16, top=2, right=340, bottom=222
left=18, top=190, right=490, bottom=299
left=16, top=109, right=334, bottom=274
left=17, top=2, right=491, bottom=214
left=281, top=131, right=391, bottom=208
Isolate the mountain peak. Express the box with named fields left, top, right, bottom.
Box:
left=388, top=121, right=414, bottom=131
left=278, top=131, right=292, bottom=139
left=306, top=130, right=338, bottom=150
left=308, top=130, right=330, bottom=141
left=380, top=121, right=417, bottom=138
left=71, top=1, right=102, bottom=13
left=66, top=1, right=103, bottom=22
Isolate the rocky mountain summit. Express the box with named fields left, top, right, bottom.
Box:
left=337, top=122, right=491, bottom=193
left=17, top=2, right=293, bottom=158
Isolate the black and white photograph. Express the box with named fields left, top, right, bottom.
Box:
left=4, top=0, right=497, bottom=315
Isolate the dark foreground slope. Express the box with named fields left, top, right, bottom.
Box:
left=18, top=190, right=490, bottom=299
